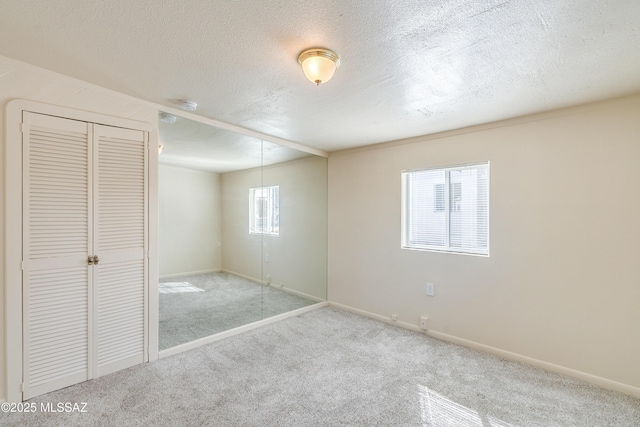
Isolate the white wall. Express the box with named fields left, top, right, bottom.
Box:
left=159, top=164, right=222, bottom=278
left=328, top=95, right=640, bottom=394
left=0, top=55, right=158, bottom=401
left=222, top=156, right=328, bottom=300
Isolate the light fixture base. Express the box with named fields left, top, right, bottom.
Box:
left=177, top=99, right=198, bottom=111
left=159, top=112, right=177, bottom=123
left=297, top=48, right=340, bottom=68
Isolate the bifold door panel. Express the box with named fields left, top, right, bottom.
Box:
left=22, top=113, right=92, bottom=399
left=22, top=112, right=148, bottom=399
left=94, top=124, right=148, bottom=377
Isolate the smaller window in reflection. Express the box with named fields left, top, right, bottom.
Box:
left=249, top=185, right=279, bottom=236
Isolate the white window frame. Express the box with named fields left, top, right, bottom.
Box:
left=249, top=185, right=280, bottom=236
left=401, top=162, right=489, bottom=256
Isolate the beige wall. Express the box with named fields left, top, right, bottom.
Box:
left=221, top=165, right=262, bottom=281
left=222, top=156, right=328, bottom=300
left=159, top=164, right=222, bottom=277
left=328, top=95, right=640, bottom=392
left=0, top=55, right=158, bottom=401
left=262, top=156, right=328, bottom=300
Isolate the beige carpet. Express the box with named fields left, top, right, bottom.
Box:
left=159, top=271, right=317, bottom=350
left=2, top=307, right=639, bottom=426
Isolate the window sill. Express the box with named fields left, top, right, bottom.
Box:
left=401, top=245, right=489, bottom=257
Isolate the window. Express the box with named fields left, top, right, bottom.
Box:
left=250, top=185, right=279, bottom=235
left=402, top=163, right=489, bottom=255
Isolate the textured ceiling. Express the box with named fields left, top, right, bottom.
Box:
left=158, top=116, right=311, bottom=173
left=0, top=0, right=639, bottom=152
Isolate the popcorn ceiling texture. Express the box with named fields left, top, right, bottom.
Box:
left=0, top=1, right=639, bottom=151
left=2, top=307, right=638, bottom=426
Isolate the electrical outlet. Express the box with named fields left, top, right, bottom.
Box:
left=426, top=283, right=435, bottom=296
left=391, top=314, right=398, bottom=321
left=419, top=316, right=429, bottom=330
left=264, top=254, right=269, bottom=263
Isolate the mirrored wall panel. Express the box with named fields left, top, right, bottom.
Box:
left=157, top=115, right=327, bottom=350
left=260, top=140, right=328, bottom=316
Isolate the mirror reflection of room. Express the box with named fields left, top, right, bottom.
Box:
left=158, top=115, right=327, bottom=350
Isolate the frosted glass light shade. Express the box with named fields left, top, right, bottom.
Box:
left=298, top=48, right=340, bottom=85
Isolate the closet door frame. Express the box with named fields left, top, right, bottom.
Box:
left=5, top=99, right=159, bottom=402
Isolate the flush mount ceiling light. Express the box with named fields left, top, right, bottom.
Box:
left=177, top=99, right=198, bottom=111
left=297, top=48, right=340, bottom=85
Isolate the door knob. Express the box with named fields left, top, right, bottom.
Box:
left=93, top=255, right=99, bottom=265
left=88, top=256, right=94, bottom=265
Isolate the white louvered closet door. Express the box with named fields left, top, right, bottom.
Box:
left=22, top=112, right=93, bottom=399
left=93, top=124, right=148, bottom=376
left=22, top=113, right=149, bottom=399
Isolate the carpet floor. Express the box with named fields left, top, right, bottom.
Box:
left=2, top=307, right=639, bottom=426
left=159, top=271, right=317, bottom=350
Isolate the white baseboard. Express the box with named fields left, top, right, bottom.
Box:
left=159, top=268, right=221, bottom=280
left=221, top=269, right=262, bottom=284
left=328, top=301, right=640, bottom=398
left=329, top=301, right=424, bottom=333
left=266, top=283, right=325, bottom=303
left=159, top=301, right=329, bottom=358
left=221, top=269, right=325, bottom=303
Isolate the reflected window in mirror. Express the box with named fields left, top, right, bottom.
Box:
left=250, top=185, right=279, bottom=236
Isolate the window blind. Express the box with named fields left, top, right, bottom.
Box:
left=402, top=163, right=489, bottom=255
left=250, top=185, right=279, bottom=235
